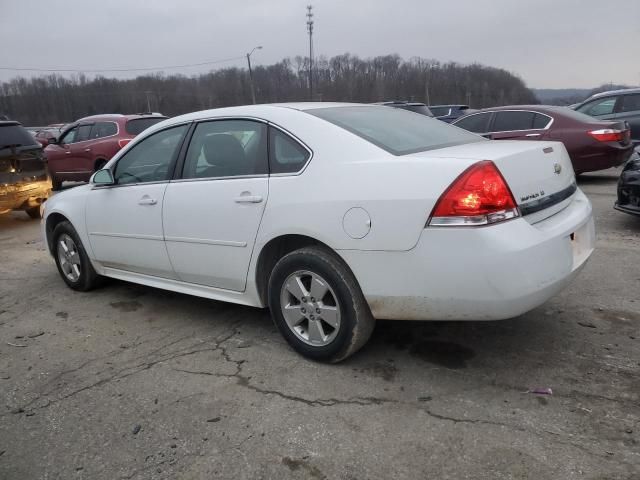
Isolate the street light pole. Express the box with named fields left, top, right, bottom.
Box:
left=306, top=5, right=314, bottom=101
left=246, top=46, right=262, bottom=105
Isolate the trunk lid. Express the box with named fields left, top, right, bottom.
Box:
left=419, top=140, right=576, bottom=223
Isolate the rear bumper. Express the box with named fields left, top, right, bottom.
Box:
left=339, top=189, right=594, bottom=321
left=0, top=179, right=51, bottom=212
left=572, top=145, right=632, bottom=174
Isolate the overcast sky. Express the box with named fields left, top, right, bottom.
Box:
left=1, top=0, right=638, bottom=89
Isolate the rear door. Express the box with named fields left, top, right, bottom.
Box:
left=616, top=93, right=640, bottom=145
left=162, top=119, right=269, bottom=291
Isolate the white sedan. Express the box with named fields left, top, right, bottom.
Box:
left=42, top=103, right=595, bottom=362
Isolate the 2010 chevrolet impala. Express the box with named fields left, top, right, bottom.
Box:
left=42, top=103, right=595, bottom=362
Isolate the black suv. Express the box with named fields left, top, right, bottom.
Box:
left=0, top=121, right=51, bottom=218
left=574, top=88, right=640, bottom=146
left=428, top=104, right=473, bottom=123
left=376, top=101, right=433, bottom=116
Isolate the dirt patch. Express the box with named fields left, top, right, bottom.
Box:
left=360, top=362, right=398, bottom=382
left=110, top=300, right=142, bottom=312
left=282, top=457, right=326, bottom=480
left=409, top=340, right=475, bottom=369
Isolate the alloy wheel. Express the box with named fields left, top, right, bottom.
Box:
left=279, top=270, right=341, bottom=346
left=57, top=233, right=81, bottom=282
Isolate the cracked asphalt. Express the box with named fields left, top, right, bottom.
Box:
left=1, top=169, right=639, bottom=480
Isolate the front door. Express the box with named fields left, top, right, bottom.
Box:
left=86, top=124, right=189, bottom=278
left=47, top=125, right=81, bottom=174
left=163, top=119, right=269, bottom=291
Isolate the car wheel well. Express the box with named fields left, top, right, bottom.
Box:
left=256, top=234, right=331, bottom=305
left=46, top=212, right=70, bottom=254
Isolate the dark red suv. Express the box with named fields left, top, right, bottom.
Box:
left=45, top=113, right=167, bottom=189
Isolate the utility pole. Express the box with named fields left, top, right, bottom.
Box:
left=144, top=91, right=152, bottom=112
left=306, top=5, right=314, bottom=101
left=246, top=46, right=262, bottom=104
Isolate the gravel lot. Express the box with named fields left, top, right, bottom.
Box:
left=1, top=170, right=638, bottom=480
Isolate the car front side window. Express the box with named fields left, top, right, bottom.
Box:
left=113, top=124, right=188, bottom=185
left=577, top=97, right=617, bottom=117
left=59, top=127, right=78, bottom=145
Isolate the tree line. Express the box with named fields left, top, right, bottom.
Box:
left=0, top=54, right=538, bottom=126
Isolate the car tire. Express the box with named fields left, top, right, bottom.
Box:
left=51, top=177, right=63, bottom=191
left=94, top=159, right=107, bottom=171
left=25, top=206, right=40, bottom=219
left=52, top=220, right=101, bottom=291
left=268, top=246, right=375, bottom=363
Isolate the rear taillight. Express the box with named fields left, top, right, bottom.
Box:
left=428, top=160, right=519, bottom=227
left=117, top=138, right=132, bottom=149
left=588, top=129, right=627, bottom=142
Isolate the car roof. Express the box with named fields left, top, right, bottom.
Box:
left=429, top=104, right=469, bottom=108
left=75, top=113, right=168, bottom=123
left=463, top=105, right=570, bottom=115
left=587, top=87, right=640, bottom=100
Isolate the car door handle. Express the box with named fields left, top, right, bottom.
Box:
left=525, top=133, right=542, bottom=137
left=84, top=148, right=91, bottom=152
left=234, top=195, right=263, bottom=204
left=138, top=196, right=157, bottom=206
left=65, top=150, right=71, bottom=155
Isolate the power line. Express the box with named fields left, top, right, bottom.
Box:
left=0, top=55, right=246, bottom=73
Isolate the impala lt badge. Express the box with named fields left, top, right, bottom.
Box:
left=554, top=163, right=562, bottom=174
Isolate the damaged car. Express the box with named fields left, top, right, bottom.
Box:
left=0, top=121, right=51, bottom=218
left=615, top=148, right=640, bottom=217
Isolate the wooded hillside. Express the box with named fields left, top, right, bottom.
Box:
left=0, top=54, right=538, bottom=125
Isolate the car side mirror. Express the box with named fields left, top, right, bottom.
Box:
left=47, top=137, right=57, bottom=145
left=91, top=168, right=115, bottom=186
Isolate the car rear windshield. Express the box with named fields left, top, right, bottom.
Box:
left=309, top=106, right=484, bottom=155
left=401, top=104, right=433, bottom=116
left=125, top=117, right=167, bottom=135
left=429, top=107, right=451, bottom=116
left=0, top=124, right=39, bottom=149
left=551, top=107, right=604, bottom=124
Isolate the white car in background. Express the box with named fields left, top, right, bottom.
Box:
left=42, top=103, right=595, bottom=362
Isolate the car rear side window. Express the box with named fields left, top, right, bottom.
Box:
left=310, top=106, right=484, bottom=155
left=493, top=111, right=536, bottom=132
left=182, top=120, right=268, bottom=179
left=533, top=113, right=552, bottom=129
left=91, top=122, right=117, bottom=139
left=269, top=127, right=310, bottom=174
left=620, top=94, right=640, bottom=113
left=125, top=117, right=166, bottom=135
left=454, top=113, right=491, bottom=133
